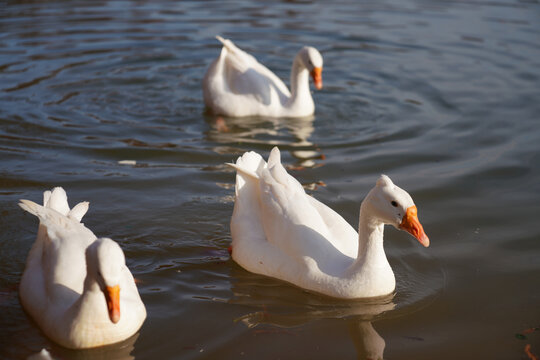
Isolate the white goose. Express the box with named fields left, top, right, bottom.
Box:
left=203, top=36, right=323, bottom=118
left=229, top=147, right=429, bottom=299
left=18, top=188, right=146, bottom=349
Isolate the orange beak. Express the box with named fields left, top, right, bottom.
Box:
left=105, top=285, right=121, bottom=324
left=399, top=205, right=429, bottom=247
left=310, top=67, right=323, bottom=90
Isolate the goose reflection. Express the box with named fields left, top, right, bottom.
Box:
left=235, top=299, right=392, bottom=360
left=230, top=269, right=393, bottom=360
left=27, top=333, right=139, bottom=360
left=349, top=320, right=386, bottom=360
left=206, top=114, right=323, bottom=168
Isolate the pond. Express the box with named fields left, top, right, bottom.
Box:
left=1, top=0, right=539, bottom=359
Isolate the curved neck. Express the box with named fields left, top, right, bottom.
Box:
left=70, top=274, right=104, bottom=321
left=348, top=202, right=390, bottom=275
left=287, top=58, right=313, bottom=109
left=47, top=272, right=106, bottom=345
left=358, top=211, right=385, bottom=263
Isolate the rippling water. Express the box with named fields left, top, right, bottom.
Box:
left=1, top=0, right=539, bottom=359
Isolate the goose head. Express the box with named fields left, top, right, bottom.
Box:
left=297, top=46, right=323, bottom=90
left=86, top=238, right=126, bottom=324
left=362, top=175, right=429, bottom=247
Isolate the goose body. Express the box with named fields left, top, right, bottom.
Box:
left=229, top=148, right=429, bottom=299
left=203, top=36, right=323, bottom=118
left=18, top=188, right=146, bottom=349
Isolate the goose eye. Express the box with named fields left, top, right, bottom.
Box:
left=391, top=200, right=398, bottom=207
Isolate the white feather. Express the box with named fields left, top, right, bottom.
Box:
left=229, top=147, right=429, bottom=298
left=203, top=36, right=323, bottom=117
left=18, top=188, right=146, bottom=349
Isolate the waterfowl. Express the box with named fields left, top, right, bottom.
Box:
left=228, top=147, right=429, bottom=299
left=18, top=188, right=146, bottom=349
left=203, top=36, right=323, bottom=118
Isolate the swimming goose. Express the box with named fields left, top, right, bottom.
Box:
left=203, top=36, right=323, bottom=118
left=18, top=188, right=146, bottom=349
left=228, top=147, right=429, bottom=299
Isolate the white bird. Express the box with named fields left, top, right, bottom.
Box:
left=228, top=147, right=429, bottom=299
left=18, top=188, right=146, bottom=349
left=203, top=36, right=323, bottom=118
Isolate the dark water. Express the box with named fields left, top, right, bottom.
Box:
left=1, top=0, right=539, bottom=359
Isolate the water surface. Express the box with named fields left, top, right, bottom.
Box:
left=1, top=0, right=539, bottom=359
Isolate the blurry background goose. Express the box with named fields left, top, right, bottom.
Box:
left=203, top=36, right=323, bottom=118
left=1, top=0, right=539, bottom=359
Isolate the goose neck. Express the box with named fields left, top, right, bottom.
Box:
left=352, top=203, right=389, bottom=271
left=288, top=59, right=313, bottom=107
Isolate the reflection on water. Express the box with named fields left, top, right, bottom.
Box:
left=206, top=114, right=324, bottom=168
left=349, top=320, right=386, bottom=360
left=240, top=316, right=387, bottom=360
left=28, top=334, right=139, bottom=360
left=230, top=263, right=394, bottom=359
left=234, top=291, right=393, bottom=360
left=27, top=349, right=54, bottom=360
